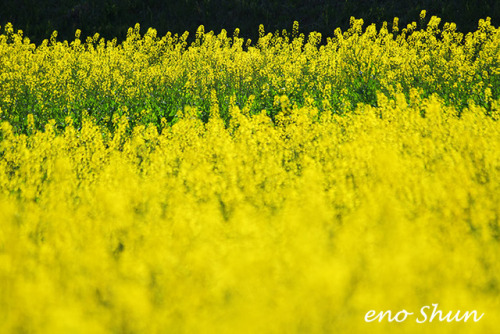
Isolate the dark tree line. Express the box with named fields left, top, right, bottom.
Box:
left=1, top=0, right=498, bottom=45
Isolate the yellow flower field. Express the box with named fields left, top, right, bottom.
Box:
left=0, top=12, right=499, bottom=334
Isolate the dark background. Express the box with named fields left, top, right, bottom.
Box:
left=1, top=0, right=498, bottom=44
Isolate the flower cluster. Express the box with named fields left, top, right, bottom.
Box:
left=0, top=13, right=499, bottom=333
left=0, top=14, right=498, bottom=133
left=1, top=93, right=499, bottom=333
